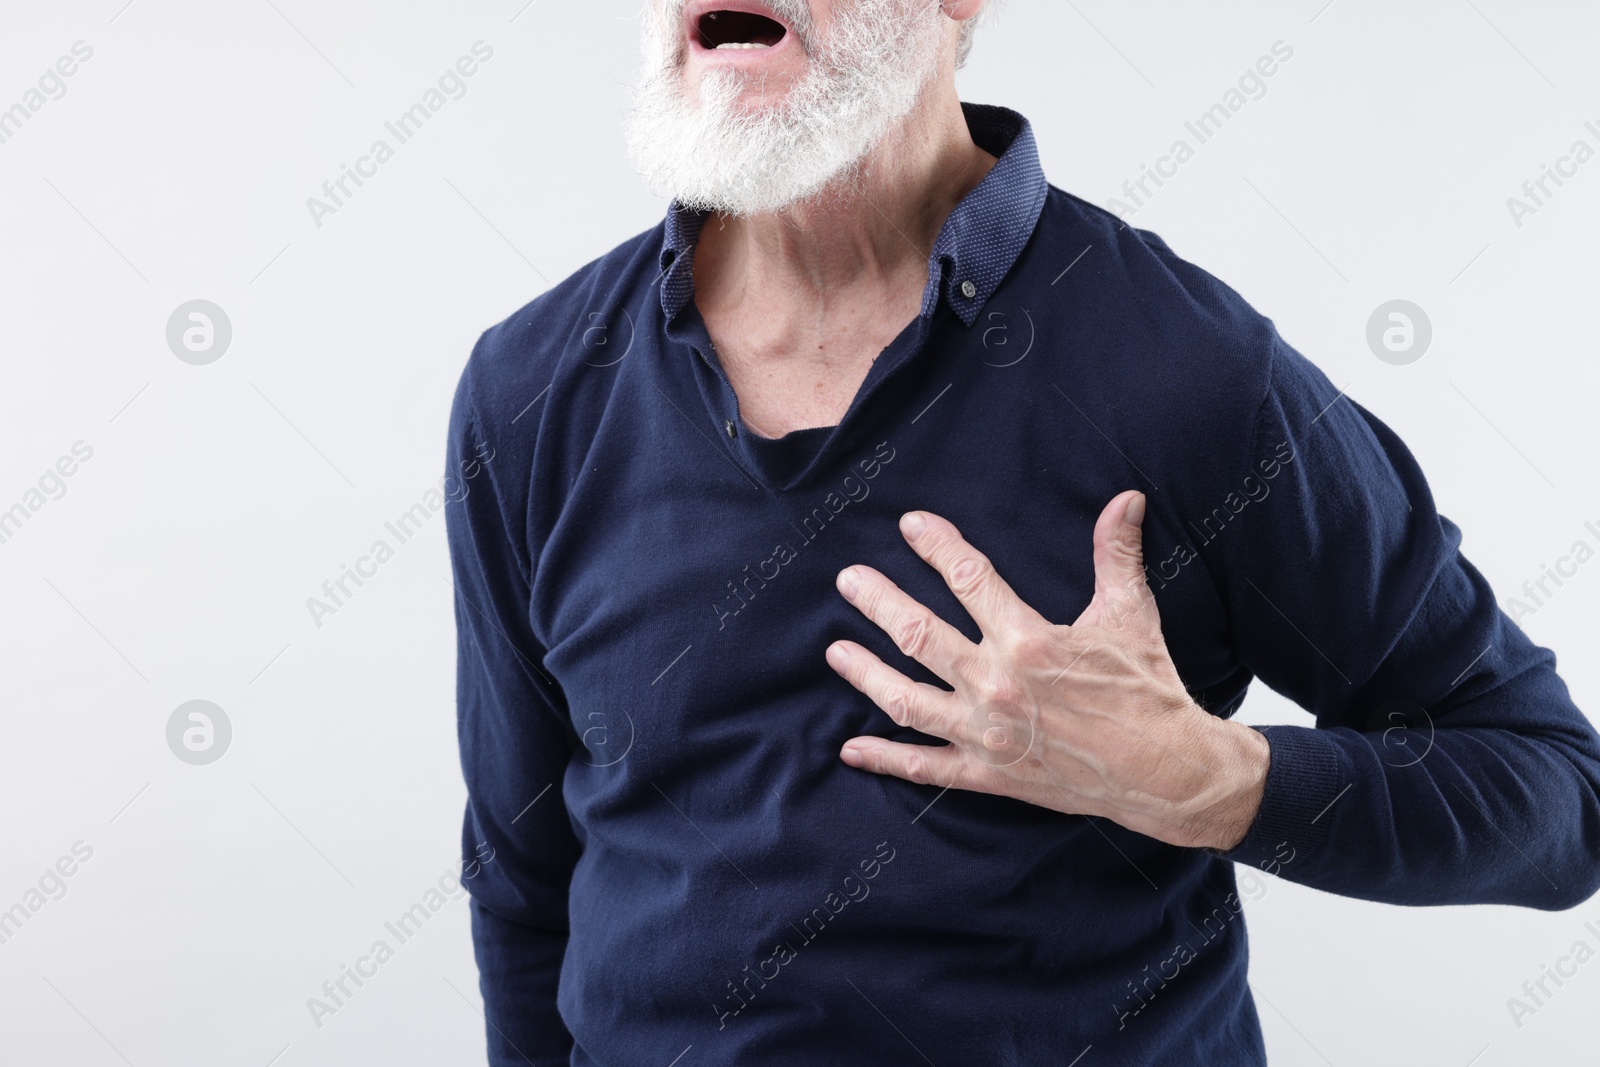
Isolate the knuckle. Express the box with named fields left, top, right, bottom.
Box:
left=1105, top=530, right=1144, bottom=568
left=960, top=659, right=1024, bottom=710
left=946, top=757, right=983, bottom=793
left=947, top=555, right=991, bottom=599
left=1084, top=642, right=1130, bottom=675
left=893, top=612, right=933, bottom=659
left=883, top=686, right=920, bottom=729
left=974, top=674, right=1026, bottom=708
left=1005, top=627, right=1055, bottom=666
left=968, top=658, right=1027, bottom=708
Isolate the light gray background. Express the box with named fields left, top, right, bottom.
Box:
left=2, top=1, right=1597, bottom=1064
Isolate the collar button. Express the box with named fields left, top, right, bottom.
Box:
left=959, top=280, right=978, bottom=299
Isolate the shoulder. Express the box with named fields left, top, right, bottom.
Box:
left=1042, top=184, right=1279, bottom=392
left=445, top=220, right=664, bottom=539
left=452, top=220, right=666, bottom=437
left=444, top=221, right=666, bottom=574
left=1031, top=186, right=1289, bottom=441
left=1024, top=188, right=1334, bottom=558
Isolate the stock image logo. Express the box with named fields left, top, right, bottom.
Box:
left=578, top=709, right=635, bottom=768
left=977, top=307, right=1034, bottom=367
left=1372, top=699, right=1434, bottom=768
left=578, top=306, right=634, bottom=367
left=166, top=699, right=232, bottom=765
left=965, top=698, right=1035, bottom=767
left=1366, top=300, right=1431, bottom=366
left=166, top=300, right=232, bottom=366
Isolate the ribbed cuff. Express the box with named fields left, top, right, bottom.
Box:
left=1216, top=724, right=1347, bottom=872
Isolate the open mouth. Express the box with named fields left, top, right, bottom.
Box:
left=696, top=9, right=789, bottom=51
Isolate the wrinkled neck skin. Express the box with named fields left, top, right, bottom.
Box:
left=693, top=74, right=998, bottom=330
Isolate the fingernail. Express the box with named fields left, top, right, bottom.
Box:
left=837, top=567, right=860, bottom=600
left=840, top=746, right=864, bottom=767
left=900, top=512, right=927, bottom=542
left=1124, top=492, right=1146, bottom=527
left=826, top=642, right=851, bottom=670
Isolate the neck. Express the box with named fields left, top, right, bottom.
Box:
left=694, top=80, right=997, bottom=308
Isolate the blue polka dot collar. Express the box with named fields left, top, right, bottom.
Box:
left=657, top=102, right=1048, bottom=329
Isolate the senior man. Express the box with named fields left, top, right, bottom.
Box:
left=444, top=1, right=1600, bottom=1064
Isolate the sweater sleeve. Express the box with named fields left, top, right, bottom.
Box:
left=1216, top=331, right=1600, bottom=910
left=445, top=360, right=581, bottom=1066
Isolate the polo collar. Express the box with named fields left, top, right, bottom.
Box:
left=657, top=102, right=1047, bottom=328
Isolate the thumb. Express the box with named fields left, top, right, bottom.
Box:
left=1076, top=490, right=1159, bottom=632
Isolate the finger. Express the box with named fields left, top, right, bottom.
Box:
left=826, top=640, right=963, bottom=742
left=838, top=735, right=971, bottom=790
left=836, top=564, right=979, bottom=687
left=897, top=511, right=1048, bottom=640
left=1074, top=490, right=1161, bottom=634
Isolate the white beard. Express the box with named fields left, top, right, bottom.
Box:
left=625, top=0, right=947, bottom=216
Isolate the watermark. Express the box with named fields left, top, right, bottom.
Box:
left=0, top=841, right=94, bottom=947
left=1504, top=911, right=1600, bottom=1029
left=1502, top=517, right=1600, bottom=624
left=977, top=307, right=1035, bottom=367
left=712, top=841, right=897, bottom=1029
left=166, top=700, right=232, bottom=765
left=713, top=441, right=896, bottom=630
left=1366, top=300, right=1431, bottom=365
left=306, top=42, right=495, bottom=229
left=1506, top=119, right=1600, bottom=230
left=166, top=300, right=232, bottom=365
left=0, top=440, right=94, bottom=548
left=306, top=441, right=493, bottom=628
left=577, top=305, right=635, bottom=367
left=305, top=845, right=495, bottom=1029
left=578, top=709, right=635, bottom=768
left=1373, top=699, right=1434, bottom=769
left=965, top=698, right=1035, bottom=767
left=0, top=41, right=94, bottom=148
left=1143, top=440, right=1296, bottom=591
left=1108, top=41, right=1295, bottom=219
left=1113, top=841, right=1294, bottom=1030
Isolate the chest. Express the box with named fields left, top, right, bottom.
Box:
left=526, top=325, right=1247, bottom=802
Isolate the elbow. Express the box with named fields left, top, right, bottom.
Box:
left=1530, top=862, right=1600, bottom=912
left=1529, top=767, right=1600, bottom=911
left=1518, top=731, right=1600, bottom=911
left=1547, top=809, right=1600, bottom=911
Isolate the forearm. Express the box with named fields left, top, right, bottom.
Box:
left=1210, top=337, right=1600, bottom=908
left=1221, top=703, right=1600, bottom=909
left=470, top=897, right=573, bottom=1067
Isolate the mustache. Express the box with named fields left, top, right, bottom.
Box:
left=653, top=0, right=816, bottom=46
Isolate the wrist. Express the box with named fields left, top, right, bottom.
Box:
left=1180, top=718, right=1270, bottom=851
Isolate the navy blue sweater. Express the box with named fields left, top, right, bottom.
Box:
left=444, top=104, right=1600, bottom=1066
